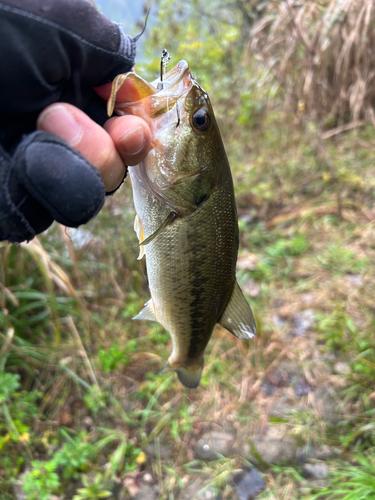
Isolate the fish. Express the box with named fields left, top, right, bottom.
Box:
left=108, top=58, right=256, bottom=388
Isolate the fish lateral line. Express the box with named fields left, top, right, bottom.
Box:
left=136, top=211, right=177, bottom=247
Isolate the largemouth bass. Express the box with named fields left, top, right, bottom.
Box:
left=108, top=60, right=256, bottom=388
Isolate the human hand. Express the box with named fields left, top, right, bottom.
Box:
left=37, top=98, right=151, bottom=193
left=0, top=0, right=151, bottom=243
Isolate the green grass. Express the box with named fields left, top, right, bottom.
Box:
left=309, top=454, right=375, bottom=500
left=2, top=6, right=375, bottom=497
left=1, top=122, right=375, bottom=499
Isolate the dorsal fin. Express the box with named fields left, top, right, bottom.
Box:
left=133, top=299, right=157, bottom=322
left=219, top=281, right=256, bottom=339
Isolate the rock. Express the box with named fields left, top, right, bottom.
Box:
left=82, top=415, right=94, bottom=431
left=276, top=361, right=299, bottom=380
left=135, top=483, right=158, bottom=500
left=296, top=445, right=333, bottom=464
left=291, top=309, right=315, bottom=336
left=194, top=431, right=235, bottom=461
left=233, top=469, right=265, bottom=500
left=266, top=391, right=299, bottom=418
left=144, top=440, right=173, bottom=460
left=237, top=253, right=257, bottom=271
left=112, top=477, right=126, bottom=500
left=252, top=436, right=297, bottom=465
left=267, top=367, right=289, bottom=388
left=178, top=480, right=219, bottom=500
left=308, top=479, right=330, bottom=489
left=302, top=462, right=329, bottom=480
left=262, top=381, right=277, bottom=397
left=313, top=385, right=340, bottom=424
left=143, top=473, right=153, bottom=483
left=12, top=468, right=31, bottom=500
left=242, top=279, right=261, bottom=297
left=333, top=362, right=351, bottom=375
left=345, top=274, right=363, bottom=287
left=294, top=377, right=313, bottom=397
left=273, top=313, right=286, bottom=328
left=247, top=425, right=298, bottom=465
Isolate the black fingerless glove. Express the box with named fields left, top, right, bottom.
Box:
left=0, top=0, right=137, bottom=243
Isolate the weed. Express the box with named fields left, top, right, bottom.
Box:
left=316, top=309, right=358, bottom=353
left=2, top=2, right=375, bottom=499
left=316, top=244, right=368, bottom=275
left=83, top=386, right=108, bottom=415
left=258, top=465, right=306, bottom=499
left=98, top=341, right=137, bottom=372
left=308, top=453, right=375, bottom=500
left=73, top=473, right=112, bottom=500
left=22, top=460, right=60, bottom=500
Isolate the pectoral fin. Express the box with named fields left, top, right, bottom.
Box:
left=133, top=299, right=157, bottom=321
left=137, top=212, right=177, bottom=247
left=134, top=215, right=146, bottom=260
left=219, top=281, right=256, bottom=339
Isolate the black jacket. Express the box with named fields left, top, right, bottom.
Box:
left=0, top=0, right=136, bottom=242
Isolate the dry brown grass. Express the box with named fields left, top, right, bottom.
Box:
left=250, top=0, right=375, bottom=127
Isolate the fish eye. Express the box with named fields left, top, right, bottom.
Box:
left=191, top=109, right=211, bottom=133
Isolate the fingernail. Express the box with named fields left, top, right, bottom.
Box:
left=37, top=105, right=83, bottom=147
left=120, top=126, right=146, bottom=156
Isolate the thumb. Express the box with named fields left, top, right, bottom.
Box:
left=12, top=131, right=106, bottom=227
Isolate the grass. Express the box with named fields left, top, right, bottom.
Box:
left=2, top=1, right=375, bottom=497
left=308, top=453, right=375, bottom=500
left=1, top=123, right=375, bottom=499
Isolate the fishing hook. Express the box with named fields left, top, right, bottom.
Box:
left=176, top=102, right=181, bottom=128
left=157, top=49, right=171, bottom=90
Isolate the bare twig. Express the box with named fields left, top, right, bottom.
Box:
left=67, top=315, right=100, bottom=390
left=322, top=121, right=366, bottom=139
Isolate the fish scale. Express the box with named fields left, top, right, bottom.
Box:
left=109, top=59, right=256, bottom=388
left=144, top=174, right=237, bottom=362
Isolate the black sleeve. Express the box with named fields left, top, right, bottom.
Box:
left=0, top=0, right=136, bottom=150
left=0, top=0, right=137, bottom=243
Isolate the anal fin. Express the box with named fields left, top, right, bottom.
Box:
left=219, top=281, right=256, bottom=339
left=133, top=299, right=157, bottom=322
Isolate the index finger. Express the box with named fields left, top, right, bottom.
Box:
left=94, top=77, right=142, bottom=104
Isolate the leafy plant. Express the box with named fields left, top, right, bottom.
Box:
left=83, top=386, right=108, bottom=415
left=73, top=473, right=112, bottom=500
left=98, top=340, right=137, bottom=372
left=2, top=1, right=375, bottom=499
left=316, top=309, right=358, bottom=352
left=22, top=460, right=60, bottom=500
left=309, top=453, right=375, bottom=500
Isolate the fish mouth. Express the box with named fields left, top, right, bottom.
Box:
left=151, top=60, right=192, bottom=96
left=114, top=61, right=194, bottom=125
left=147, top=61, right=194, bottom=120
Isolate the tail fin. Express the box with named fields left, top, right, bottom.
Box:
left=175, top=364, right=203, bottom=389
left=157, top=360, right=204, bottom=389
